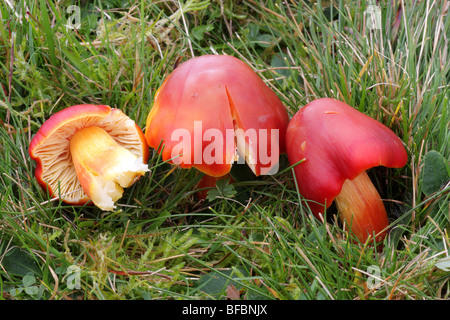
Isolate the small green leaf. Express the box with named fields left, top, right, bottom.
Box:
left=1, top=248, right=41, bottom=277
left=194, top=269, right=247, bottom=297
left=245, top=23, right=275, bottom=48
left=255, top=34, right=274, bottom=48
left=247, top=23, right=260, bottom=39
left=206, top=179, right=236, bottom=201
left=24, top=286, right=39, bottom=296
left=10, top=288, right=23, bottom=297
left=22, top=273, right=37, bottom=287
left=435, top=257, right=450, bottom=272
left=191, top=24, right=214, bottom=41
left=271, top=53, right=291, bottom=79
left=216, top=179, right=236, bottom=196
left=422, top=150, right=449, bottom=196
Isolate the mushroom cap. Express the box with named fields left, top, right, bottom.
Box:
left=286, top=98, right=407, bottom=215
left=29, top=104, right=149, bottom=205
left=145, top=54, right=289, bottom=177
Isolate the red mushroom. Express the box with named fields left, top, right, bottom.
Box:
left=286, top=98, right=407, bottom=243
left=145, top=54, right=289, bottom=192
left=29, top=104, right=149, bottom=211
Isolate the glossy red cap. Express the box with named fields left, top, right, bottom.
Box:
left=145, top=55, right=289, bottom=177
left=286, top=98, right=407, bottom=216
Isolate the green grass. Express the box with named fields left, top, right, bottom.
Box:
left=0, top=0, right=449, bottom=300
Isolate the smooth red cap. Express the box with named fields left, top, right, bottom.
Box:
left=286, top=98, right=408, bottom=215
left=145, top=55, right=289, bottom=177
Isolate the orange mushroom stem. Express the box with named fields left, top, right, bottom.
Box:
left=69, top=126, right=148, bottom=211
left=286, top=98, right=407, bottom=243
left=334, top=171, right=389, bottom=242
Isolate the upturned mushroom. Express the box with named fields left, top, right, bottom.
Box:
left=29, top=104, right=149, bottom=211
left=286, top=98, right=407, bottom=243
left=145, top=54, right=289, bottom=183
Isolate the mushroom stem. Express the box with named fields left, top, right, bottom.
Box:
left=70, top=126, right=148, bottom=211
left=334, top=171, right=389, bottom=243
